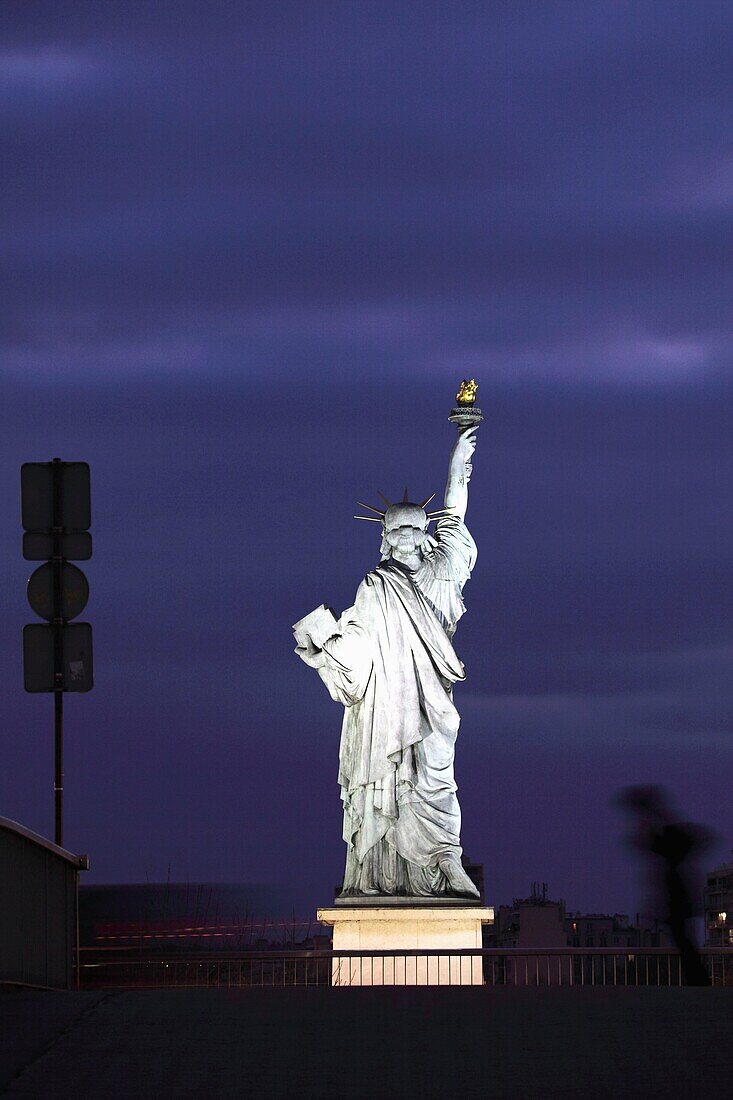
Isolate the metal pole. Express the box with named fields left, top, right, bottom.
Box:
left=52, top=457, right=64, bottom=847
left=54, top=691, right=64, bottom=846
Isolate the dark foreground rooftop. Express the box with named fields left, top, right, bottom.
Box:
left=2, top=987, right=732, bottom=1098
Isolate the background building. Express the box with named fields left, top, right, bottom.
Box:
left=704, top=862, right=733, bottom=947
left=489, top=882, right=674, bottom=949
left=1, top=816, right=88, bottom=989
left=80, top=883, right=323, bottom=953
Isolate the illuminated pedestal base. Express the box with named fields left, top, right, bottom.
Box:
left=316, top=904, right=494, bottom=986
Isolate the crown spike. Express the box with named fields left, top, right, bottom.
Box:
left=402, top=487, right=410, bottom=503
left=357, top=501, right=386, bottom=517
left=354, top=515, right=383, bottom=523
left=377, top=491, right=392, bottom=507
left=419, top=492, right=436, bottom=509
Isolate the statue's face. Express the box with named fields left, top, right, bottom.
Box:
left=384, top=504, right=428, bottom=553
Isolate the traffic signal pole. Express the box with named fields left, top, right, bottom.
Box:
left=22, top=458, right=93, bottom=847
left=52, top=457, right=65, bottom=847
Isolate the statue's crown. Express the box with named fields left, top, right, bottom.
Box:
left=354, top=488, right=451, bottom=526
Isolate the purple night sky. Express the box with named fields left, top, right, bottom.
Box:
left=2, top=1, right=732, bottom=918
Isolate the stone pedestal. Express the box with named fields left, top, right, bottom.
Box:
left=317, top=903, right=494, bottom=986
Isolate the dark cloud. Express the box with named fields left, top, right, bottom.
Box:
left=3, top=1, right=732, bottom=381
left=1, top=1, right=732, bottom=914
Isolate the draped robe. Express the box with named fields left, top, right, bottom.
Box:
left=313, top=515, right=477, bottom=895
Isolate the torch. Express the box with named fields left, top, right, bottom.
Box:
left=448, top=379, right=483, bottom=431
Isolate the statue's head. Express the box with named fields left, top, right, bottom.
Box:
left=354, top=491, right=451, bottom=560
left=383, top=503, right=429, bottom=556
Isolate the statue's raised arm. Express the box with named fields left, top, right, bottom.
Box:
left=444, top=376, right=483, bottom=522
left=444, top=426, right=477, bottom=522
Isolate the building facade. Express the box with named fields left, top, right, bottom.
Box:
left=489, top=882, right=674, bottom=950
left=704, top=863, right=733, bottom=947
left=1, top=816, right=88, bottom=989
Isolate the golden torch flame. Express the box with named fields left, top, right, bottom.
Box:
left=456, top=379, right=478, bottom=405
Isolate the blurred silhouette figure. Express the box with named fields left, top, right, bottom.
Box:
left=617, top=785, right=713, bottom=986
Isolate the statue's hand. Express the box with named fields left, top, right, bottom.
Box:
left=452, top=425, right=478, bottom=463
left=295, top=636, right=326, bottom=669
left=449, top=426, right=477, bottom=482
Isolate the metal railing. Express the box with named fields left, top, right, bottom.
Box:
left=78, top=947, right=733, bottom=989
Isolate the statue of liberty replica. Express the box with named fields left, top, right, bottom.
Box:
left=294, top=382, right=482, bottom=901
